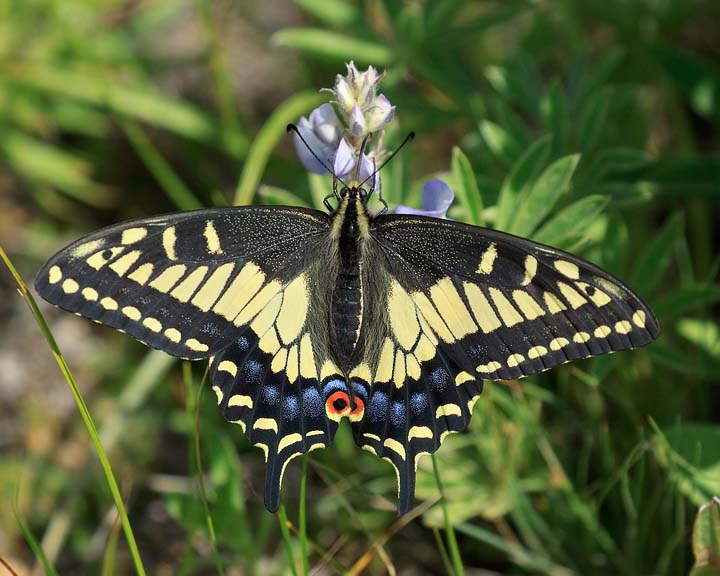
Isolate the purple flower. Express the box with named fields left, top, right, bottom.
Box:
left=365, top=94, right=395, bottom=133
left=333, top=138, right=380, bottom=194
left=292, top=62, right=395, bottom=197
left=395, top=179, right=454, bottom=218
left=293, top=103, right=343, bottom=174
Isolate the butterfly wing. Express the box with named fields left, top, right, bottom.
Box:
left=35, top=207, right=330, bottom=358
left=207, top=263, right=357, bottom=512
left=35, top=206, right=351, bottom=511
left=349, top=214, right=658, bottom=514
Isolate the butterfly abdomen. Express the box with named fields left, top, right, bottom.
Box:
left=330, top=197, right=369, bottom=368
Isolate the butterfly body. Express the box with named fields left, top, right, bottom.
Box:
left=329, top=190, right=372, bottom=370
left=35, top=195, right=658, bottom=514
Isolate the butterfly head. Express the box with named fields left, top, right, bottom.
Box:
left=339, top=182, right=370, bottom=203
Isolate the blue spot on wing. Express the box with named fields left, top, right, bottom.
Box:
left=302, top=388, right=323, bottom=418
left=367, top=391, right=388, bottom=423
left=262, top=386, right=279, bottom=405
left=322, top=379, right=347, bottom=396
left=242, top=360, right=264, bottom=387
left=430, top=368, right=450, bottom=391
left=282, top=396, right=299, bottom=421
left=410, top=393, right=428, bottom=415
left=390, top=402, right=406, bottom=427
left=237, top=336, right=249, bottom=351
left=350, top=381, right=368, bottom=400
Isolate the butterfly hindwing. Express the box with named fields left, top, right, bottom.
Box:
left=34, top=207, right=331, bottom=359
left=209, top=330, right=341, bottom=512
left=207, top=264, right=366, bottom=512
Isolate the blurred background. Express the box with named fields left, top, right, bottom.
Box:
left=1, top=0, right=719, bottom=574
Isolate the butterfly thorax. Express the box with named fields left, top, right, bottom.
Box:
left=329, top=193, right=371, bottom=370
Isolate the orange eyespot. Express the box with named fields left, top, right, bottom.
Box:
left=326, top=390, right=350, bottom=416
left=349, top=396, right=365, bottom=416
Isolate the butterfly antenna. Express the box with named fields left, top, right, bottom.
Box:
left=287, top=124, right=349, bottom=188
left=354, top=132, right=373, bottom=182
left=358, top=131, right=415, bottom=189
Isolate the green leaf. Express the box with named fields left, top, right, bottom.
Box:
left=258, top=185, right=311, bottom=208
left=0, top=63, right=238, bottom=153
left=478, top=120, right=520, bottom=164
left=541, top=82, right=568, bottom=151
left=576, top=47, right=625, bottom=102
left=451, top=147, right=484, bottom=226
left=292, top=0, right=358, bottom=26
left=677, top=318, right=720, bottom=360
left=691, top=497, right=720, bottom=576
left=495, top=134, right=552, bottom=231
left=593, top=182, right=656, bottom=205
left=613, top=158, right=720, bottom=199
left=654, top=284, right=720, bottom=319
left=0, top=130, right=116, bottom=208
left=508, top=154, right=580, bottom=237
left=630, top=213, right=684, bottom=295
left=653, top=46, right=720, bottom=119
left=655, top=423, right=720, bottom=506
left=272, top=28, right=393, bottom=65
left=533, top=195, right=608, bottom=248
left=577, top=88, right=611, bottom=152
left=234, top=90, right=325, bottom=206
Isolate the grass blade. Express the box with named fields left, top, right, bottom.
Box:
left=451, top=146, right=484, bottom=226
left=13, top=503, right=60, bottom=576
left=278, top=505, right=299, bottom=576
left=0, top=246, right=147, bottom=576
left=186, top=362, right=225, bottom=576
left=272, top=28, right=393, bottom=65
left=432, top=455, right=464, bottom=576
left=234, top=91, right=325, bottom=206
left=292, top=0, right=359, bottom=26
left=508, top=154, right=580, bottom=237
left=120, top=120, right=204, bottom=211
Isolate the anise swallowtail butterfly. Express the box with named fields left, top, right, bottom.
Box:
left=35, top=178, right=658, bottom=515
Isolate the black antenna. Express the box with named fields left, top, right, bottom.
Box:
left=358, top=131, right=415, bottom=190
left=287, top=124, right=349, bottom=188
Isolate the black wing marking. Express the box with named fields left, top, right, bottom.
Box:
left=35, top=207, right=330, bottom=359
left=347, top=214, right=658, bottom=515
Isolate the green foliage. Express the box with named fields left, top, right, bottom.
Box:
left=1, top=0, right=718, bottom=574
left=691, top=498, right=720, bottom=576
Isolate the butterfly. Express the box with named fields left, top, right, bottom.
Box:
left=35, top=172, right=659, bottom=515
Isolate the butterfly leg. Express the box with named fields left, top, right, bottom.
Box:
left=369, top=157, right=389, bottom=215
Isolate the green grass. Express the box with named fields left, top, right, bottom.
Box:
left=1, top=0, right=719, bottom=574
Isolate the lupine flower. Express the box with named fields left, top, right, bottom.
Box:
left=292, top=103, right=342, bottom=174
left=293, top=62, right=394, bottom=192
left=293, top=61, right=452, bottom=216
left=333, top=138, right=380, bottom=194
left=394, top=179, right=455, bottom=219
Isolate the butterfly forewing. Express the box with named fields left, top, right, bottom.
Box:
left=35, top=207, right=331, bottom=358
